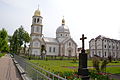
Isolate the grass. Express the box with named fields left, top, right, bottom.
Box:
left=29, top=59, right=120, bottom=74
left=106, top=67, right=120, bottom=74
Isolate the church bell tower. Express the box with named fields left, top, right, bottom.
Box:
left=30, top=8, right=43, bottom=55
left=31, top=8, right=43, bottom=37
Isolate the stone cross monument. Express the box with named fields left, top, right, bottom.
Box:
left=78, top=34, right=89, bottom=80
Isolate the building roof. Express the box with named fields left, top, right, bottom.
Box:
left=43, top=37, right=59, bottom=44
left=90, top=35, right=120, bottom=43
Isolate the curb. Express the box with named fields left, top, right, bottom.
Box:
left=12, top=58, right=32, bottom=80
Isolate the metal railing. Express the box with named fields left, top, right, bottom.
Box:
left=13, top=54, right=67, bottom=80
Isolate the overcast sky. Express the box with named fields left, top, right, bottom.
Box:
left=0, top=0, right=120, bottom=49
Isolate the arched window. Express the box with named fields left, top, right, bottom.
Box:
left=69, top=42, right=71, bottom=46
left=53, top=47, right=55, bottom=52
left=34, top=18, right=36, bottom=23
left=36, top=27, right=39, bottom=32
left=104, top=45, right=106, bottom=48
left=105, top=52, right=106, bottom=56
left=49, top=47, right=51, bottom=52
left=37, top=18, right=39, bottom=23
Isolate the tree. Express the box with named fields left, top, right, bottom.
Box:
left=11, top=29, right=19, bottom=53
left=101, top=59, right=109, bottom=72
left=0, top=28, right=9, bottom=52
left=92, top=55, right=100, bottom=73
left=23, top=31, right=30, bottom=55
left=92, top=55, right=109, bottom=73
left=10, top=26, right=30, bottom=54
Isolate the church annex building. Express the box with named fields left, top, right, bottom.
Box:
left=29, top=8, right=77, bottom=57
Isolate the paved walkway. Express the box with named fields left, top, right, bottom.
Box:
left=0, top=54, right=22, bottom=80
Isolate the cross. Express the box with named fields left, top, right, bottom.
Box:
left=80, top=34, right=87, bottom=53
left=38, top=4, right=39, bottom=10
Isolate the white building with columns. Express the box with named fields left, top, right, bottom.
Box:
left=89, top=35, right=120, bottom=58
left=29, top=8, right=77, bottom=57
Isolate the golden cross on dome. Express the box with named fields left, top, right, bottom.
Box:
left=62, top=16, right=65, bottom=25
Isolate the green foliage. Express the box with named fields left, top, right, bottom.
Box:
left=101, top=59, right=109, bottom=72
left=92, top=56, right=100, bottom=72
left=92, top=56, right=110, bottom=73
left=89, top=70, right=109, bottom=80
left=0, top=53, right=6, bottom=58
left=106, top=67, right=120, bottom=74
left=10, top=26, right=30, bottom=54
left=0, top=28, right=9, bottom=52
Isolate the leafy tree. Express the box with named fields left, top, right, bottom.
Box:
left=0, top=28, right=9, bottom=52
left=23, top=31, right=30, bottom=55
left=92, top=55, right=100, bottom=73
left=11, top=29, right=19, bottom=53
left=92, top=55, right=109, bottom=73
left=101, top=59, right=109, bottom=72
left=10, top=26, right=30, bottom=54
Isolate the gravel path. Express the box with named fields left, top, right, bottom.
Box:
left=0, top=54, right=22, bottom=80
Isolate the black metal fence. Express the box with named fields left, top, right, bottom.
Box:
left=13, top=54, right=67, bottom=80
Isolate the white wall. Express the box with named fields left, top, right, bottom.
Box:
left=64, top=40, right=77, bottom=56
left=46, top=43, right=59, bottom=56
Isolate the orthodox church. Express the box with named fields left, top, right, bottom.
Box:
left=30, top=8, right=77, bottom=57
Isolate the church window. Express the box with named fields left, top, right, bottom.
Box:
left=49, top=47, right=51, bottom=52
left=113, top=46, right=114, bottom=49
left=99, top=51, right=101, bottom=56
left=104, top=45, right=106, bottom=48
left=69, top=42, right=71, bottom=46
left=34, top=42, right=38, bottom=47
left=117, top=46, right=118, bottom=49
left=53, top=47, right=55, bottom=52
left=36, top=27, right=39, bottom=32
left=37, top=18, right=39, bottom=23
left=105, top=52, right=106, bottom=56
left=34, top=18, right=36, bottom=23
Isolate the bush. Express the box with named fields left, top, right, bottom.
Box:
left=0, top=53, right=6, bottom=58
left=89, top=70, right=109, bottom=80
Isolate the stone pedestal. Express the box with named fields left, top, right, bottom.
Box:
left=78, top=53, right=89, bottom=80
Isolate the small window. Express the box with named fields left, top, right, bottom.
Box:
left=49, top=47, right=51, bottom=52
left=117, top=46, right=118, bottom=49
left=34, top=18, right=36, bottom=23
left=53, top=47, right=55, bottom=52
left=113, top=46, right=114, bottom=49
left=69, top=42, right=71, bottom=46
left=37, top=18, right=39, bottom=23
left=105, top=52, right=106, bottom=56
left=61, top=34, right=62, bottom=36
left=36, top=27, right=39, bottom=32
left=104, top=45, right=106, bottom=48
left=109, top=46, right=111, bottom=48
left=104, top=40, right=106, bottom=42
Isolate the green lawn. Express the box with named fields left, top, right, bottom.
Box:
left=29, top=60, right=120, bottom=74
left=106, top=67, right=120, bottom=74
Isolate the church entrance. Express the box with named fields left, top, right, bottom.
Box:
left=68, top=50, right=71, bottom=57
left=41, top=45, right=46, bottom=59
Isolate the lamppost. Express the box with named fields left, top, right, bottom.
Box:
left=78, top=34, right=89, bottom=80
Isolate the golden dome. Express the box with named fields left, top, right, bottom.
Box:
left=34, top=9, right=40, bottom=16
left=62, top=18, right=65, bottom=25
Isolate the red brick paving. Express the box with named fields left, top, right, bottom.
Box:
left=0, top=54, right=22, bottom=80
